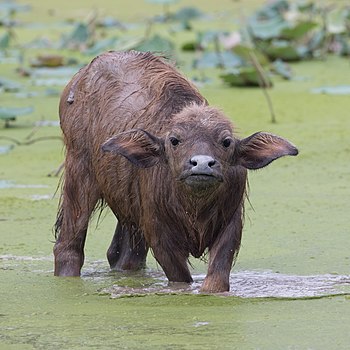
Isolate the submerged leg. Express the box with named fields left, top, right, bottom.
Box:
left=107, top=223, right=148, bottom=271
left=54, top=154, right=100, bottom=276
left=149, top=231, right=193, bottom=283
left=201, top=208, right=243, bottom=293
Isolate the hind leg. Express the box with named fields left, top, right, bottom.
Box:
left=54, top=154, right=100, bottom=276
left=107, top=222, right=148, bottom=271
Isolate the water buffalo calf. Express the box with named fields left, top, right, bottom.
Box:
left=54, top=51, right=298, bottom=292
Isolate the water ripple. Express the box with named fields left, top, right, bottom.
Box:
left=103, top=270, right=350, bottom=299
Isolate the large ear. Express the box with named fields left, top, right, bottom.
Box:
left=101, top=129, right=165, bottom=168
left=235, top=132, right=298, bottom=170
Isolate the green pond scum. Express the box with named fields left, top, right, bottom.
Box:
left=1, top=0, right=350, bottom=349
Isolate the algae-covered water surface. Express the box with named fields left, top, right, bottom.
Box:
left=1, top=1, right=350, bottom=349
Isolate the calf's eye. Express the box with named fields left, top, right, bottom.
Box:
left=222, top=138, right=232, bottom=148
left=170, top=137, right=180, bottom=146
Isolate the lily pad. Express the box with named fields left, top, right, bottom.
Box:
left=197, top=30, right=227, bottom=49
left=311, top=86, right=350, bottom=95
left=280, top=21, right=318, bottom=40
left=0, top=1, right=31, bottom=14
left=0, top=77, right=21, bottom=92
left=172, top=6, right=204, bottom=22
left=271, top=59, right=293, bottom=80
left=31, top=78, right=69, bottom=86
left=259, top=40, right=309, bottom=61
left=220, top=66, right=272, bottom=88
left=193, top=51, right=242, bottom=69
left=96, top=17, right=127, bottom=30
left=59, top=22, right=90, bottom=50
left=233, top=45, right=270, bottom=67
left=133, top=35, right=174, bottom=55
left=31, top=66, right=80, bottom=78
left=0, top=106, right=34, bottom=127
left=0, top=32, right=11, bottom=49
left=248, top=15, right=288, bottom=40
left=327, top=8, right=348, bottom=34
left=84, top=37, right=118, bottom=56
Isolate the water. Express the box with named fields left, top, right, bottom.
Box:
left=2, top=255, right=349, bottom=299
left=1, top=257, right=350, bottom=350
left=99, top=266, right=350, bottom=300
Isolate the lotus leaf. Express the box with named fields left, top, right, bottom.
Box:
left=193, top=51, right=242, bottom=69
left=220, top=66, right=272, bottom=87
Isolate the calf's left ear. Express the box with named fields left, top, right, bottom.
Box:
left=235, top=132, right=298, bottom=170
left=102, top=129, right=165, bottom=168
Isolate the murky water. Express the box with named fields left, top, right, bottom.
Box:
left=104, top=270, right=350, bottom=299
left=91, top=266, right=350, bottom=299
left=2, top=255, right=349, bottom=300
left=2, top=254, right=350, bottom=349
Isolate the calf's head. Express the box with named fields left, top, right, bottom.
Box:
left=102, top=105, right=298, bottom=194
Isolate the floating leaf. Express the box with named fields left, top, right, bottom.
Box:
left=111, top=37, right=143, bottom=52
left=32, top=66, right=79, bottom=78
left=259, top=40, right=309, bottom=61
left=0, top=106, right=34, bottom=127
left=0, top=31, right=10, bottom=49
left=327, top=8, right=348, bottom=34
left=133, top=34, right=174, bottom=54
left=220, top=66, right=272, bottom=87
left=15, top=91, right=39, bottom=98
left=254, top=0, right=289, bottom=19
left=0, top=1, right=31, bottom=14
left=31, top=78, right=69, bottom=86
left=271, top=59, right=293, bottom=80
left=0, top=77, right=21, bottom=92
left=193, top=51, right=242, bottom=69
left=248, top=15, right=288, bottom=40
left=197, top=30, right=227, bottom=49
left=311, top=86, right=350, bottom=95
left=59, top=23, right=90, bottom=50
left=181, top=41, right=197, bottom=51
left=97, top=17, right=127, bottom=30
left=280, top=21, right=318, bottom=40
left=23, top=37, right=53, bottom=49
left=172, top=6, right=204, bottom=22
left=84, top=37, right=118, bottom=56
left=233, top=45, right=270, bottom=67
left=307, top=30, right=326, bottom=53
left=297, top=2, right=316, bottom=13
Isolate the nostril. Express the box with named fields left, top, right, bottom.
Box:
left=190, top=158, right=197, bottom=166
left=208, top=160, right=216, bottom=167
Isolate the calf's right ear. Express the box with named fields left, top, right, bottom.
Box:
left=235, top=132, right=298, bottom=170
left=101, top=129, right=165, bottom=168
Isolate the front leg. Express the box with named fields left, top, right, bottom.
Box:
left=144, top=221, right=193, bottom=284
left=201, top=208, right=243, bottom=293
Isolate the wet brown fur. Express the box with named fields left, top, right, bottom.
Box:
left=54, top=51, right=297, bottom=292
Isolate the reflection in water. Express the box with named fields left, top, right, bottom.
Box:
left=2, top=255, right=350, bottom=299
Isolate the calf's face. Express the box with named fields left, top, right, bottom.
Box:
left=101, top=106, right=298, bottom=194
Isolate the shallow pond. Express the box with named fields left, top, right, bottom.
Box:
left=1, top=254, right=350, bottom=349
left=1, top=0, right=350, bottom=349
